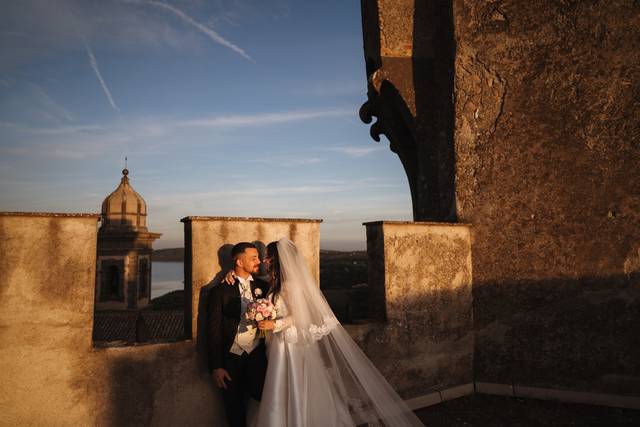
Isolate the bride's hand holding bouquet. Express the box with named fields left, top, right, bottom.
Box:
left=246, top=298, right=277, bottom=338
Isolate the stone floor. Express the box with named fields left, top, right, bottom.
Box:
left=414, top=394, right=640, bottom=426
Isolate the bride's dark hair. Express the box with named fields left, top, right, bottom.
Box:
left=266, top=241, right=282, bottom=302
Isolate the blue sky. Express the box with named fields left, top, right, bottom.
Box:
left=0, top=0, right=412, bottom=250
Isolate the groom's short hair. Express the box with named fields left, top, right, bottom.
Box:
left=231, top=242, right=257, bottom=259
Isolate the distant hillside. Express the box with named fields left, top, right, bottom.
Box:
left=152, top=247, right=368, bottom=290
left=151, top=289, right=184, bottom=310
left=320, top=250, right=368, bottom=289
left=151, top=249, right=369, bottom=320
left=153, top=248, right=368, bottom=289
left=153, top=248, right=184, bottom=262
left=153, top=248, right=367, bottom=264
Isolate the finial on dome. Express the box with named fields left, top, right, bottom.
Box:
left=122, top=157, right=129, bottom=176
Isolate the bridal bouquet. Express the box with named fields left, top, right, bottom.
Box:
left=246, top=298, right=277, bottom=338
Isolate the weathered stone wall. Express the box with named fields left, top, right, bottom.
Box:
left=357, top=221, right=473, bottom=398
left=181, top=216, right=322, bottom=342
left=0, top=213, right=222, bottom=427
left=361, top=0, right=640, bottom=397
left=453, top=0, right=640, bottom=395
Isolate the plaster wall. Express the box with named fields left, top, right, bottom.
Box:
left=0, top=213, right=222, bottom=427
left=358, top=221, right=473, bottom=398
left=182, top=216, right=322, bottom=340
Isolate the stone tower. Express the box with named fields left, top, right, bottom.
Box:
left=95, top=168, right=161, bottom=310
left=359, top=0, right=640, bottom=396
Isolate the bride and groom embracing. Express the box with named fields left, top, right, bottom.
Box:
left=207, top=239, right=424, bottom=427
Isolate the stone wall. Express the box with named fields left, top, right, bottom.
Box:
left=357, top=221, right=473, bottom=398
left=0, top=213, right=221, bottom=427
left=1, top=212, right=474, bottom=424
left=453, top=0, right=640, bottom=395
left=360, top=0, right=640, bottom=397
left=181, top=216, right=322, bottom=342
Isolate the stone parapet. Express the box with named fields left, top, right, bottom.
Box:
left=0, top=211, right=100, bottom=218
left=360, top=220, right=474, bottom=398
left=0, top=212, right=221, bottom=426
left=181, top=216, right=322, bottom=340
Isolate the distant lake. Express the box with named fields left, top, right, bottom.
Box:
left=152, top=262, right=183, bottom=299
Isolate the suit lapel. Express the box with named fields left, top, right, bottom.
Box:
left=249, top=277, right=258, bottom=299
left=233, top=278, right=241, bottom=296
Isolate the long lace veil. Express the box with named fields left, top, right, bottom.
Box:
left=276, top=238, right=424, bottom=427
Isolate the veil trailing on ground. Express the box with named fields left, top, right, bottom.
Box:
left=275, top=238, right=424, bottom=427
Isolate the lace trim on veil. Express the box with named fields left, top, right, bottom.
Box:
left=309, top=315, right=339, bottom=340
left=283, top=316, right=339, bottom=344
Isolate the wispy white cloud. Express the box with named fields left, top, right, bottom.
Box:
left=29, top=85, right=75, bottom=122
left=292, top=81, right=364, bottom=98
left=1, top=0, right=240, bottom=70
left=142, top=176, right=411, bottom=249
left=0, top=107, right=354, bottom=159
left=3, top=144, right=101, bottom=160
left=3, top=107, right=351, bottom=137
left=0, top=131, right=128, bottom=159
left=66, top=3, right=120, bottom=113
left=249, top=155, right=324, bottom=167
left=0, top=81, right=75, bottom=124
left=324, top=145, right=384, bottom=158
left=206, top=0, right=291, bottom=28
left=181, top=108, right=352, bottom=129
left=123, top=0, right=252, bottom=61
left=82, top=40, right=120, bottom=112
left=25, top=124, right=105, bottom=136
left=148, top=178, right=404, bottom=207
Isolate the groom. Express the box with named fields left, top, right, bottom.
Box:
left=208, top=242, right=270, bottom=427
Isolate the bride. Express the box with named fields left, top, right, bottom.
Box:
left=250, top=238, right=424, bottom=427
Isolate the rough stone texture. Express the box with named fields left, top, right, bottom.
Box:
left=453, top=0, right=640, bottom=395
left=181, top=216, right=322, bottom=341
left=361, top=0, right=640, bottom=397
left=358, top=221, right=473, bottom=398
left=0, top=214, right=223, bottom=426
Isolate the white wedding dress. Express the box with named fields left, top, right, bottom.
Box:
left=253, top=239, right=424, bottom=427
left=256, top=295, right=353, bottom=426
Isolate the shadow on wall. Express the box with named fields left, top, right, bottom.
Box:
left=196, top=243, right=232, bottom=364
left=103, top=342, right=220, bottom=427
left=108, top=354, right=158, bottom=426
left=98, top=286, right=474, bottom=423
left=349, top=287, right=474, bottom=397
left=473, top=274, right=640, bottom=396
left=196, top=241, right=270, bottom=367
left=412, top=0, right=457, bottom=221
left=359, top=0, right=457, bottom=221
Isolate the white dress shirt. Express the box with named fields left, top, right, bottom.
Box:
left=229, top=275, right=260, bottom=355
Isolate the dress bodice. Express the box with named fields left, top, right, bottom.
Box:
left=272, top=294, right=288, bottom=317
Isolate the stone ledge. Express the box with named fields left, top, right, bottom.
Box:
left=407, top=382, right=640, bottom=411
left=0, top=211, right=100, bottom=218
left=475, top=382, right=515, bottom=397
left=362, top=220, right=471, bottom=227
left=405, top=390, right=443, bottom=410
left=181, top=216, right=322, bottom=223
left=513, top=385, right=640, bottom=410
left=442, top=383, right=475, bottom=401
left=405, top=383, right=474, bottom=410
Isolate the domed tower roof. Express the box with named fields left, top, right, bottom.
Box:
left=100, top=168, right=148, bottom=232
